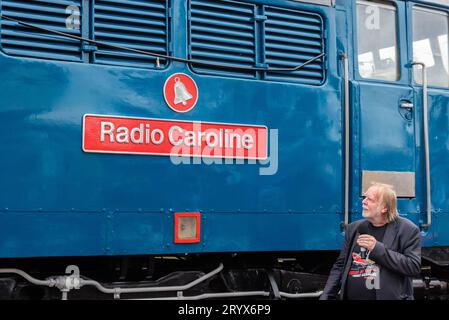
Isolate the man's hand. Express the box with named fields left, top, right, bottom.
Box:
left=357, top=235, right=377, bottom=251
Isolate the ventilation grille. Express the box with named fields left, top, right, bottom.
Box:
left=0, top=0, right=83, bottom=62
left=264, top=6, right=324, bottom=85
left=189, top=0, right=257, bottom=79
left=189, top=0, right=325, bottom=84
left=93, top=0, right=169, bottom=69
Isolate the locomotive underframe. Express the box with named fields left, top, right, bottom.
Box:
left=0, top=250, right=448, bottom=300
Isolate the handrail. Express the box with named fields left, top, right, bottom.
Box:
left=411, top=62, right=431, bottom=229
left=0, top=14, right=325, bottom=73
left=341, top=53, right=350, bottom=229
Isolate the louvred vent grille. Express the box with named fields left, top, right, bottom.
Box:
left=93, top=0, right=169, bottom=69
left=189, top=0, right=325, bottom=84
left=1, top=0, right=83, bottom=62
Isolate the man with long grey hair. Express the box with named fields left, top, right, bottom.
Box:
left=320, top=182, right=421, bottom=300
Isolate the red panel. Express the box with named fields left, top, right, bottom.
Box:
left=174, top=212, right=201, bottom=244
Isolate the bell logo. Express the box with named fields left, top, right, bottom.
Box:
left=164, top=73, right=199, bottom=113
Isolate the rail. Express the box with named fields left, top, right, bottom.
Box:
left=341, top=53, right=350, bottom=228
left=411, top=62, right=431, bottom=229
left=0, top=14, right=325, bottom=74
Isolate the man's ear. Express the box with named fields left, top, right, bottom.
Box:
left=381, top=207, right=388, bottom=214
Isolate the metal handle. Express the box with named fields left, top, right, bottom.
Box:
left=412, top=62, right=431, bottom=229
left=341, top=53, right=350, bottom=229
left=400, top=101, right=414, bottom=109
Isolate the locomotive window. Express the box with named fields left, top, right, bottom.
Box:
left=412, top=7, right=449, bottom=87
left=356, top=1, right=399, bottom=81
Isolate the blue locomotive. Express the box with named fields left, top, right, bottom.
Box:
left=0, top=0, right=448, bottom=299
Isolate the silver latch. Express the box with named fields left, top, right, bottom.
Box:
left=400, top=102, right=414, bottom=109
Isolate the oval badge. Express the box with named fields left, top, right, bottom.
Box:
left=163, top=73, right=199, bottom=113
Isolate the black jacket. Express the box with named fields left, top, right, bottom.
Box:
left=320, top=217, right=421, bottom=300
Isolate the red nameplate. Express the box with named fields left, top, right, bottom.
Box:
left=83, top=114, right=268, bottom=160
